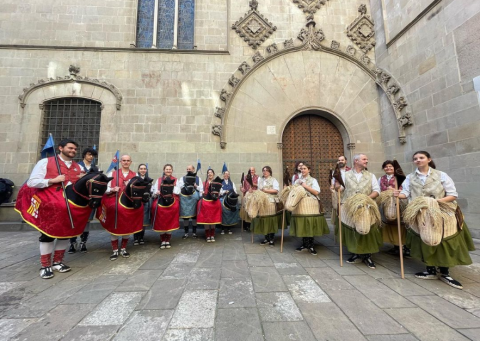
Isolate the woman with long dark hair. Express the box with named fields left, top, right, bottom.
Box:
left=394, top=151, right=475, bottom=289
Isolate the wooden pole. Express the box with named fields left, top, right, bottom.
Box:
left=280, top=208, right=285, bottom=253
left=395, top=181, right=405, bottom=279
left=338, top=188, right=343, bottom=267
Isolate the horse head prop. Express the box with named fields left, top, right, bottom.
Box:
left=403, top=197, right=458, bottom=246
left=224, top=191, right=239, bottom=211
left=284, top=185, right=319, bottom=214
left=376, top=189, right=407, bottom=222
left=158, top=176, right=176, bottom=206
left=181, top=171, right=197, bottom=195
left=66, top=171, right=113, bottom=208
left=205, top=176, right=222, bottom=201
left=120, top=176, right=153, bottom=209
left=344, top=193, right=381, bottom=235
left=284, top=185, right=308, bottom=212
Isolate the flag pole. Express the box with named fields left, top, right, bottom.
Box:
left=114, top=150, right=119, bottom=230
left=50, top=134, right=75, bottom=230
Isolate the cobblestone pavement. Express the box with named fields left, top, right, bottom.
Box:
left=1, top=223, right=480, bottom=341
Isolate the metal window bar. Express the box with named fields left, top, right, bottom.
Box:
left=40, top=98, right=102, bottom=162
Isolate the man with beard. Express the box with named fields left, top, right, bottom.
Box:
left=330, top=155, right=351, bottom=191
left=25, top=139, right=82, bottom=279
left=176, top=165, right=203, bottom=239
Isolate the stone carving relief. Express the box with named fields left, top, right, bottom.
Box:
left=212, top=17, right=413, bottom=147
left=18, top=65, right=123, bottom=110
left=346, top=4, right=376, bottom=54
left=232, top=0, right=277, bottom=50
left=292, top=0, right=328, bottom=16
left=238, top=62, right=251, bottom=75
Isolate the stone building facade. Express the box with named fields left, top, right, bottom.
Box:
left=0, top=0, right=479, bottom=236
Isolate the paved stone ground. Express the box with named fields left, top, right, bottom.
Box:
left=1, top=222, right=480, bottom=341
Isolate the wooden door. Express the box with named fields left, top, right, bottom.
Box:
left=282, top=114, right=344, bottom=215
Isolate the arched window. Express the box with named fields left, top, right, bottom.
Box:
left=40, top=98, right=102, bottom=162
left=136, top=0, right=195, bottom=49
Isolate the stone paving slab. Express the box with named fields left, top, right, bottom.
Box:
left=0, top=228, right=479, bottom=340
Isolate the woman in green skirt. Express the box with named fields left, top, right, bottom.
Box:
left=253, top=166, right=281, bottom=247
left=291, top=163, right=330, bottom=255
left=394, top=151, right=475, bottom=289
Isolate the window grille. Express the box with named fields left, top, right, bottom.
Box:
left=40, top=98, right=102, bottom=162
left=136, top=0, right=195, bottom=49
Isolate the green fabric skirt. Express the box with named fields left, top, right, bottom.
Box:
left=252, top=213, right=282, bottom=235
left=285, top=210, right=292, bottom=226
left=335, top=220, right=382, bottom=254
left=290, top=214, right=330, bottom=237
left=406, top=222, right=475, bottom=267
left=382, top=221, right=406, bottom=246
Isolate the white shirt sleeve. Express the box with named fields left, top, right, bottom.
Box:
left=371, top=174, right=380, bottom=194
left=311, top=178, right=320, bottom=193
left=173, top=179, right=180, bottom=195
left=272, top=178, right=280, bottom=192
left=400, top=174, right=411, bottom=197
left=441, top=171, right=458, bottom=198
left=27, top=159, right=49, bottom=188
left=176, top=176, right=184, bottom=194
left=106, top=171, right=114, bottom=193
left=197, top=177, right=204, bottom=194
left=231, top=180, right=237, bottom=194
left=152, top=178, right=159, bottom=194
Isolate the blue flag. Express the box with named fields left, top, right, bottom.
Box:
left=106, top=150, right=120, bottom=173
left=222, top=162, right=228, bottom=174
left=41, top=135, right=55, bottom=159
left=146, top=163, right=149, bottom=179
left=197, top=159, right=202, bottom=173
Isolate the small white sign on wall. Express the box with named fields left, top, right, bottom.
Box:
left=267, top=126, right=276, bottom=135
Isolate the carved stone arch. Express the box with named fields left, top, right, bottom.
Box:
left=17, top=66, right=123, bottom=157
left=213, top=19, right=412, bottom=149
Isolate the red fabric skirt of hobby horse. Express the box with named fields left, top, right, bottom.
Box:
left=96, top=193, right=144, bottom=236
left=197, top=198, right=222, bottom=224
left=151, top=196, right=180, bottom=232
left=15, top=184, right=92, bottom=238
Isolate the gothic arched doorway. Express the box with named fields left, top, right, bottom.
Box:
left=282, top=113, right=345, bottom=215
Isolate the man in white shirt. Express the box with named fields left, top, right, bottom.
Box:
left=25, top=139, right=81, bottom=279
left=334, top=153, right=381, bottom=269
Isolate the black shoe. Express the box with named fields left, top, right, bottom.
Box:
left=67, top=243, right=76, bottom=254
left=403, top=246, right=411, bottom=258
left=269, top=240, right=275, bottom=247
left=52, top=262, right=71, bottom=273
left=386, top=246, right=400, bottom=256
left=296, top=245, right=307, bottom=252
left=182, top=233, right=189, bottom=239
left=133, top=239, right=139, bottom=246
left=309, top=248, right=317, bottom=256
left=139, top=239, right=145, bottom=245
left=80, top=242, right=87, bottom=253
left=110, top=250, right=119, bottom=261
left=346, top=254, right=361, bottom=263
left=363, top=256, right=376, bottom=269
left=440, top=274, right=463, bottom=289
left=40, top=266, right=54, bottom=279
left=120, top=248, right=130, bottom=258
left=260, top=240, right=269, bottom=245
left=414, top=271, right=437, bottom=280
left=192, top=233, right=197, bottom=239
left=165, top=242, right=171, bottom=249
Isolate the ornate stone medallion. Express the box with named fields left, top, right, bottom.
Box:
left=346, top=4, right=376, bottom=53
left=232, top=0, right=277, bottom=49
left=292, top=0, right=328, bottom=15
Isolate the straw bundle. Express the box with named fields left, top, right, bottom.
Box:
left=344, top=193, right=381, bottom=235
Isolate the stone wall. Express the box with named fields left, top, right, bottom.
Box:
left=371, top=0, right=480, bottom=236
left=0, top=0, right=432, bottom=225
